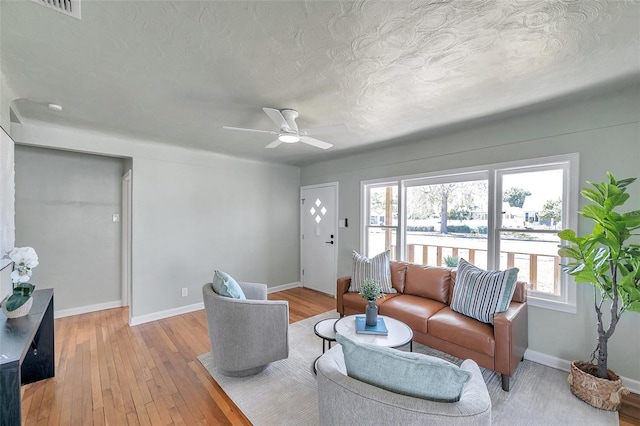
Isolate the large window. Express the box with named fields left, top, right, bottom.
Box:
left=405, top=173, right=488, bottom=268
left=365, top=183, right=399, bottom=259
left=362, top=154, right=578, bottom=312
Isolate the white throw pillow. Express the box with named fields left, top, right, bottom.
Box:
left=351, top=250, right=394, bottom=293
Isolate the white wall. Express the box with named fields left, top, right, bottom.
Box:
left=301, top=83, right=640, bottom=383
left=11, top=121, right=301, bottom=321
left=14, top=145, right=124, bottom=312
left=0, top=56, right=16, bottom=298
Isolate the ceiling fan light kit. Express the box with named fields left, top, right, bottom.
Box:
left=223, top=107, right=340, bottom=150
left=278, top=133, right=300, bottom=143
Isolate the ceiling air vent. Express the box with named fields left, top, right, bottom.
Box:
left=30, top=0, right=81, bottom=19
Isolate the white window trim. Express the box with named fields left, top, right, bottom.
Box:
left=361, top=153, right=579, bottom=313
left=361, top=179, right=401, bottom=259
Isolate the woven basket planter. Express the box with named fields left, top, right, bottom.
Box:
left=568, top=360, right=629, bottom=411
left=1, top=296, right=34, bottom=318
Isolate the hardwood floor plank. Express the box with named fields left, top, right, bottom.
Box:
left=144, top=379, right=175, bottom=426
left=19, top=287, right=637, bottom=425
left=92, top=408, right=105, bottom=426
left=620, top=391, right=640, bottom=426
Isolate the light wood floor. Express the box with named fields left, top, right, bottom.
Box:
left=21, top=287, right=639, bottom=425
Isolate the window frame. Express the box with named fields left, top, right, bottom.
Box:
left=361, top=153, right=579, bottom=313
left=361, top=179, right=402, bottom=260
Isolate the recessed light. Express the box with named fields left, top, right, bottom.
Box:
left=48, top=103, right=63, bottom=111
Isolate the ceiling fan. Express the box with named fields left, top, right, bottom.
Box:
left=223, top=108, right=343, bottom=150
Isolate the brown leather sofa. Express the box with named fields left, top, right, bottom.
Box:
left=337, top=260, right=528, bottom=391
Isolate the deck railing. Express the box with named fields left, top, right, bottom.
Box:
left=400, top=243, right=561, bottom=294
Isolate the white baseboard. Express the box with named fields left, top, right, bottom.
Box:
left=129, top=301, right=204, bottom=326
left=54, top=300, right=123, bottom=319
left=267, top=281, right=302, bottom=293
left=525, top=349, right=640, bottom=394
left=128, top=282, right=301, bottom=326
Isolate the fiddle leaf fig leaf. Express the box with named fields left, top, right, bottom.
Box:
left=558, top=229, right=577, bottom=242
left=622, top=210, right=640, bottom=229
left=580, top=188, right=604, bottom=206
left=626, top=300, right=640, bottom=313
left=558, top=246, right=581, bottom=259
left=581, top=205, right=606, bottom=221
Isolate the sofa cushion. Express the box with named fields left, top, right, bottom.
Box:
left=451, top=259, right=518, bottom=324
left=212, top=270, right=246, bottom=300
left=335, top=333, right=471, bottom=402
left=390, top=260, right=409, bottom=293
left=403, top=264, right=451, bottom=303
left=342, top=291, right=399, bottom=314
left=351, top=250, right=394, bottom=294
left=428, top=307, right=495, bottom=357
left=378, top=295, right=447, bottom=334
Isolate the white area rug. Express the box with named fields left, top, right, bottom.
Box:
left=198, top=311, right=618, bottom=426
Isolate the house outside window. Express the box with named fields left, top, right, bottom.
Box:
left=361, top=154, right=579, bottom=312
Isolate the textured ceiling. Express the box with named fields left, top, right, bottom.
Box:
left=1, top=0, right=639, bottom=165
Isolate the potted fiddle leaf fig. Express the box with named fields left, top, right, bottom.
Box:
left=558, top=173, right=640, bottom=410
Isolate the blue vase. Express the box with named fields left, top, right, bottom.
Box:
left=365, top=300, right=378, bottom=326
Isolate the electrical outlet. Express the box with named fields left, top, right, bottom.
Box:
left=181, top=287, right=188, bottom=297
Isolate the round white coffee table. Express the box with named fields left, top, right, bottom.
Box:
left=334, top=315, right=413, bottom=350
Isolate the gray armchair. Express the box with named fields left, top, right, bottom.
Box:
left=202, top=282, right=289, bottom=377
left=316, top=345, right=491, bottom=425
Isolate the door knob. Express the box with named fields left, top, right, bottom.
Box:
left=325, top=241, right=334, bottom=244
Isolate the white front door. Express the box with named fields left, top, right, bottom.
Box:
left=301, top=183, right=337, bottom=296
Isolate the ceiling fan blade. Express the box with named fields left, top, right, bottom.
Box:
left=300, top=136, right=333, bottom=150
left=300, top=124, right=346, bottom=136
left=263, top=108, right=290, bottom=131
left=223, top=126, right=277, bottom=135
left=265, top=139, right=283, bottom=149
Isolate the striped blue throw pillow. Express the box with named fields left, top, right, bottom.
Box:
left=351, top=250, right=394, bottom=294
left=451, top=258, right=519, bottom=324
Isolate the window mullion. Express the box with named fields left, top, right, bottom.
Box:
left=398, top=180, right=405, bottom=261
left=487, top=168, right=498, bottom=270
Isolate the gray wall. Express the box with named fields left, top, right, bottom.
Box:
left=300, top=83, right=640, bottom=382
left=131, top=156, right=300, bottom=316
left=9, top=121, right=301, bottom=321
left=14, top=145, right=124, bottom=311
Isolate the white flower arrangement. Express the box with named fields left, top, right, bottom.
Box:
left=9, top=246, right=39, bottom=284
left=3, top=247, right=39, bottom=312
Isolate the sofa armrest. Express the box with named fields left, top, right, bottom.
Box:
left=493, top=301, right=528, bottom=377
left=336, top=276, right=352, bottom=316
left=511, top=281, right=528, bottom=303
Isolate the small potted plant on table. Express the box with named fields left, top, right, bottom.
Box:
left=359, top=279, right=384, bottom=326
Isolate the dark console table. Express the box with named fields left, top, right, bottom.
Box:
left=0, top=289, right=55, bottom=426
